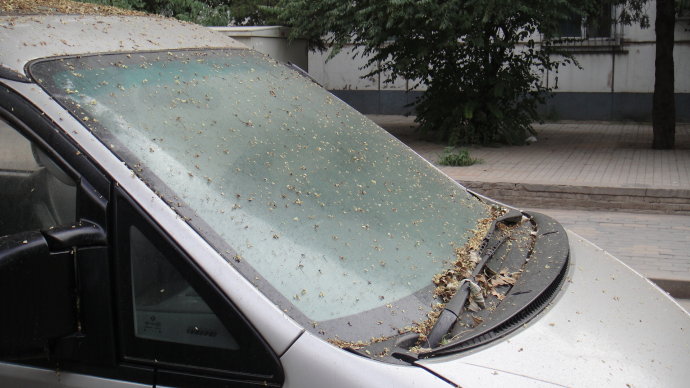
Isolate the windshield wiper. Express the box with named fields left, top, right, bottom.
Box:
left=342, top=210, right=569, bottom=364
left=343, top=209, right=524, bottom=364
left=417, top=211, right=570, bottom=358
left=424, top=210, right=523, bottom=347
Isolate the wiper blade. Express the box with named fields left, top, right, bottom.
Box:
left=340, top=211, right=569, bottom=364
left=340, top=213, right=517, bottom=365
left=425, top=210, right=523, bottom=347
left=419, top=211, right=570, bottom=358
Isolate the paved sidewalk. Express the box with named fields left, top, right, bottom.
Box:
left=372, top=116, right=690, bottom=214
left=369, top=115, right=690, bottom=290
left=528, top=208, right=690, bottom=283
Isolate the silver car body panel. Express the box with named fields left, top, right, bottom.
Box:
left=0, top=15, right=245, bottom=77
left=0, top=362, right=148, bottom=388
left=418, top=231, right=690, bottom=387
left=2, top=79, right=304, bottom=357
left=282, top=330, right=568, bottom=387
left=280, top=331, right=451, bottom=388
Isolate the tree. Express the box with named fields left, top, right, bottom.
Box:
left=615, top=0, right=678, bottom=149
left=273, top=0, right=598, bottom=145
left=82, top=0, right=680, bottom=148
left=79, top=0, right=278, bottom=26
left=652, top=0, right=676, bottom=149
left=220, top=0, right=278, bottom=25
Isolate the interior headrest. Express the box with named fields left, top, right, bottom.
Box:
left=31, top=144, right=76, bottom=187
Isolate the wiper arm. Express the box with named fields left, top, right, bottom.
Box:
left=418, top=211, right=570, bottom=359
left=341, top=211, right=520, bottom=365
left=344, top=211, right=568, bottom=363
left=425, top=210, right=523, bottom=347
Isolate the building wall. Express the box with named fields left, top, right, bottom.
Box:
left=307, top=3, right=690, bottom=121
left=211, top=26, right=309, bottom=71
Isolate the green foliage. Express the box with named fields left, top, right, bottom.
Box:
left=224, top=0, right=278, bottom=25
left=611, top=0, right=686, bottom=29
left=272, top=0, right=601, bottom=145
left=78, top=0, right=279, bottom=26
left=77, top=0, right=146, bottom=10
left=437, top=147, right=481, bottom=167
left=614, top=0, right=650, bottom=27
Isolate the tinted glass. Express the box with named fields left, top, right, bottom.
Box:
left=130, top=226, right=239, bottom=350
left=0, top=118, right=75, bottom=236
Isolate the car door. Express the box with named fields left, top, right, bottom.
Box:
left=0, top=86, right=282, bottom=387
left=0, top=85, right=154, bottom=387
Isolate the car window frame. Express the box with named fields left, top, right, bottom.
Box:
left=113, top=187, right=284, bottom=386
left=1, top=83, right=284, bottom=386
left=0, top=84, right=158, bottom=385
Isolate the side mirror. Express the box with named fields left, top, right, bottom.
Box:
left=0, top=222, right=105, bottom=360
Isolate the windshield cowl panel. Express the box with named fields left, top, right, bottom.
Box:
left=30, top=49, right=491, bottom=343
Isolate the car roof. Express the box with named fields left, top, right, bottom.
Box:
left=0, top=14, right=246, bottom=80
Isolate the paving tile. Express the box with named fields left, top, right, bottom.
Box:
left=370, top=116, right=690, bottom=284
left=529, top=208, right=690, bottom=283
left=377, top=118, right=690, bottom=191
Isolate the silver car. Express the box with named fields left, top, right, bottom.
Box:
left=0, top=12, right=688, bottom=388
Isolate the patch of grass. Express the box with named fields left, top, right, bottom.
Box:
left=437, top=147, right=481, bottom=166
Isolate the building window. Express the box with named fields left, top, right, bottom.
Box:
left=558, top=2, right=614, bottom=40
left=680, top=0, right=690, bottom=18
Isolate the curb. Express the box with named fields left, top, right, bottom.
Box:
left=459, top=181, right=690, bottom=215
left=649, top=278, right=690, bottom=299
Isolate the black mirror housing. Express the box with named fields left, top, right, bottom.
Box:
left=0, top=231, right=76, bottom=360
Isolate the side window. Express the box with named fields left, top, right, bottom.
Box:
left=116, top=194, right=281, bottom=385
left=130, top=225, right=239, bottom=350
left=0, top=117, right=76, bottom=236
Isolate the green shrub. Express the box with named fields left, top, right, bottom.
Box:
left=437, top=147, right=481, bottom=167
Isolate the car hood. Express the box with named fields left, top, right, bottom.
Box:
left=416, top=231, right=690, bottom=387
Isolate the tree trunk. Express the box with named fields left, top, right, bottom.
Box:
left=652, top=0, right=675, bottom=149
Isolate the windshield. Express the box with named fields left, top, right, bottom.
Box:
left=31, top=49, right=491, bottom=341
